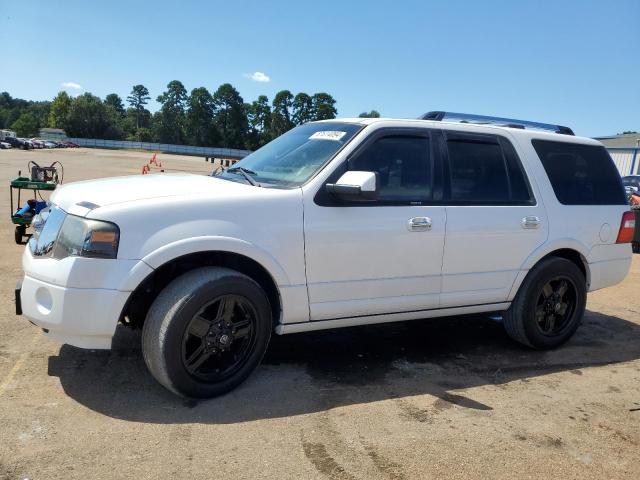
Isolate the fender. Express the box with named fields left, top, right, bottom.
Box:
left=116, top=259, right=155, bottom=292
left=507, top=238, right=591, bottom=301
left=139, top=235, right=292, bottom=287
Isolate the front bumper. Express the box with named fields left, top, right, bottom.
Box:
left=19, top=273, right=130, bottom=349
left=18, top=246, right=153, bottom=349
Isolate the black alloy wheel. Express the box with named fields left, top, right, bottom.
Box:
left=534, top=277, right=577, bottom=336
left=181, top=295, right=257, bottom=382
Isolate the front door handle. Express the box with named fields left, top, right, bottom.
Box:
left=521, top=215, right=541, bottom=229
left=408, top=216, right=432, bottom=231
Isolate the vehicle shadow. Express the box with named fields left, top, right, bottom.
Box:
left=48, top=309, right=640, bottom=424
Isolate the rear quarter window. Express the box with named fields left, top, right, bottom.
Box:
left=532, top=139, right=626, bottom=205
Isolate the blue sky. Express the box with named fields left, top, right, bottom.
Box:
left=1, top=0, right=638, bottom=137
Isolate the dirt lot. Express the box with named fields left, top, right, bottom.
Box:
left=0, top=147, right=639, bottom=480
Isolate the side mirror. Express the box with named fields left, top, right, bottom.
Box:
left=325, top=171, right=379, bottom=201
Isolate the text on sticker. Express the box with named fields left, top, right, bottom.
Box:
left=309, top=131, right=347, bottom=141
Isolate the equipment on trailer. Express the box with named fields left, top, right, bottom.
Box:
left=10, top=161, right=63, bottom=244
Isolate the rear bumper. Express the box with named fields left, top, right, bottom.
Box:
left=19, top=274, right=129, bottom=349
left=588, top=256, right=632, bottom=291
left=587, top=244, right=632, bottom=292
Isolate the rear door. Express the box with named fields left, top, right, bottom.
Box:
left=439, top=130, right=548, bottom=307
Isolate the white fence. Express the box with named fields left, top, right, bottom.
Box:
left=608, top=148, right=639, bottom=176
left=67, top=137, right=251, bottom=159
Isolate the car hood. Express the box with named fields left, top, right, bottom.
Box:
left=51, top=173, right=257, bottom=214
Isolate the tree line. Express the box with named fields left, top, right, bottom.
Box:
left=0, top=82, right=380, bottom=150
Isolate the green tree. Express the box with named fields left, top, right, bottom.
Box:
left=26, top=101, right=51, bottom=129
left=359, top=110, right=380, bottom=118
left=186, top=87, right=219, bottom=146
left=11, top=112, right=38, bottom=137
left=246, top=95, right=272, bottom=149
left=65, top=93, right=112, bottom=138
left=0, top=91, right=12, bottom=109
left=101, top=94, right=126, bottom=139
left=292, top=92, right=313, bottom=125
left=123, top=106, right=151, bottom=140
left=104, top=93, right=125, bottom=115
left=132, top=127, right=153, bottom=142
left=126, top=84, right=151, bottom=129
left=212, top=83, right=248, bottom=149
left=312, top=92, right=337, bottom=120
left=155, top=80, right=188, bottom=144
left=0, top=92, right=13, bottom=128
left=48, top=91, right=72, bottom=129
left=270, top=90, right=294, bottom=138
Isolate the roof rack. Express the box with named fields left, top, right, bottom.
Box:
left=419, top=111, right=574, bottom=136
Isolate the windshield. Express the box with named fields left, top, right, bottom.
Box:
left=216, top=122, right=363, bottom=187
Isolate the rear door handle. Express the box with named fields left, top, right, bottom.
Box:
left=407, top=216, right=432, bottom=231
left=521, top=215, right=541, bottom=229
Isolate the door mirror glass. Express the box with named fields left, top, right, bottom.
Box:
left=326, top=171, right=379, bottom=201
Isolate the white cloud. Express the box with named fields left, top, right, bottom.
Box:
left=61, top=82, right=83, bottom=90
left=243, top=71, right=270, bottom=83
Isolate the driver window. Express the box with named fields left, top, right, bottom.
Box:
left=349, top=135, right=432, bottom=203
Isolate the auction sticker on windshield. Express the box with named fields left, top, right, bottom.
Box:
left=309, top=131, right=347, bottom=141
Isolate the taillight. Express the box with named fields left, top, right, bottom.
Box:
left=616, top=211, right=636, bottom=243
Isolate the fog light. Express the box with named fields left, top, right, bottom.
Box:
left=35, top=287, right=53, bottom=315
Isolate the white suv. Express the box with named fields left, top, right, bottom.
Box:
left=17, top=112, right=634, bottom=398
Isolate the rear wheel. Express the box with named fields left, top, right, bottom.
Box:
left=632, top=242, right=640, bottom=254
left=142, top=267, right=272, bottom=398
left=503, top=257, right=586, bottom=349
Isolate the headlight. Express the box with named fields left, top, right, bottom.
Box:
left=53, top=215, right=120, bottom=259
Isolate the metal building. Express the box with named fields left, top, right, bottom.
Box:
left=595, top=133, right=640, bottom=176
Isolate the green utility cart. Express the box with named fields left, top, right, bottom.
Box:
left=10, top=176, right=57, bottom=244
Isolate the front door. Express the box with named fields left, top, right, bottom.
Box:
left=303, top=128, right=446, bottom=321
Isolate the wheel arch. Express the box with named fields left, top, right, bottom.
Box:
left=508, top=243, right=590, bottom=301
left=120, top=249, right=283, bottom=330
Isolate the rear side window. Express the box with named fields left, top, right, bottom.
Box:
left=444, top=132, right=533, bottom=205
left=532, top=140, right=627, bottom=205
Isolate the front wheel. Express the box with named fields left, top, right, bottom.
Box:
left=503, top=257, right=586, bottom=349
left=142, top=267, right=272, bottom=398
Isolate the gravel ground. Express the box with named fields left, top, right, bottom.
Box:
left=0, top=147, right=638, bottom=480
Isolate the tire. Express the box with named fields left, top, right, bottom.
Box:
left=14, top=225, right=25, bottom=244
left=503, top=257, right=586, bottom=349
left=632, top=242, right=640, bottom=254
left=142, top=267, right=272, bottom=398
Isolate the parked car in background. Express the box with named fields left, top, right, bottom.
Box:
left=621, top=176, right=640, bottom=253
left=3, top=136, right=29, bottom=149
left=622, top=175, right=640, bottom=193
left=30, top=139, right=45, bottom=149
left=61, top=140, right=79, bottom=148
left=0, top=141, right=12, bottom=149
left=17, top=112, right=633, bottom=398
left=19, top=138, right=34, bottom=149
left=43, top=141, right=58, bottom=149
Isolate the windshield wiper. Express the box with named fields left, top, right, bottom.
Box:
left=226, top=166, right=260, bottom=187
